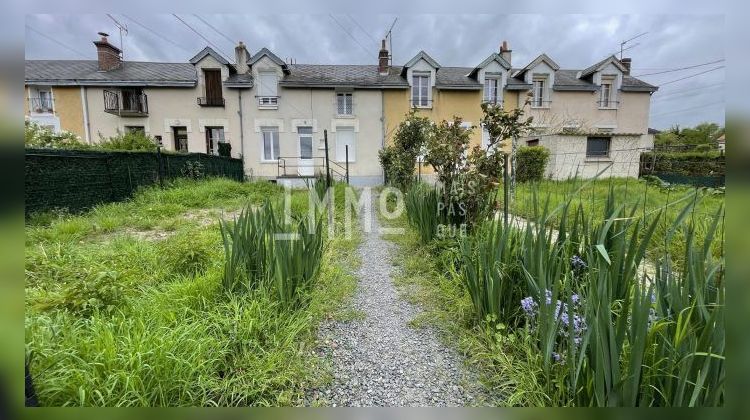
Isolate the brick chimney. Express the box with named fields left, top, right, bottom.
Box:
left=500, top=40, right=512, bottom=66
left=621, top=57, right=632, bottom=75
left=378, top=39, right=390, bottom=75
left=235, top=41, right=249, bottom=74
left=93, top=32, right=122, bottom=71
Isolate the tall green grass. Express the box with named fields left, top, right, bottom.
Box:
left=405, top=183, right=446, bottom=244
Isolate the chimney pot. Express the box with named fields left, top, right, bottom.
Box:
left=621, top=57, right=632, bottom=75
left=93, top=32, right=122, bottom=71
left=235, top=41, right=250, bottom=74
left=378, top=38, right=390, bottom=75
left=500, top=40, right=512, bottom=66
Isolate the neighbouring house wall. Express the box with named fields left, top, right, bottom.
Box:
left=244, top=85, right=385, bottom=185
left=539, top=135, right=643, bottom=179
left=53, top=87, right=85, bottom=138
left=521, top=90, right=652, bottom=134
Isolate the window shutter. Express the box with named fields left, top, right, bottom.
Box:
left=259, top=73, right=277, bottom=96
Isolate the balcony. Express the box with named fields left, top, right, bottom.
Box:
left=197, top=96, right=225, bottom=107
left=29, top=97, right=54, bottom=114
left=104, top=90, right=149, bottom=117
left=257, top=96, right=279, bottom=109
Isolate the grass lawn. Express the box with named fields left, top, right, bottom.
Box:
left=505, top=178, right=725, bottom=264
left=25, top=178, right=360, bottom=406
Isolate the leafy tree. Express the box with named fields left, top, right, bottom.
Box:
left=379, top=110, right=434, bottom=189
left=654, top=122, right=724, bottom=152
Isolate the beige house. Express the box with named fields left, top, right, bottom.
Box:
left=25, top=34, right=658, bottom=183
left=509, top=54, right=657, bottom=179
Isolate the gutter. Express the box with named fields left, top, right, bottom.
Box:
left=238, top=89, right=245, bottom=174
left=80, top=86, right=91, bottom=143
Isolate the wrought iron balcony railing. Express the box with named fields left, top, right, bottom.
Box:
left=104, top=90, right=149, bottom=117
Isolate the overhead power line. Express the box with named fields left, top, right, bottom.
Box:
left=122, top=14, right=194, bottom=53
left=657, top=66, right=725, bottom=86
left=653, top=82, right=724, bottom=99
left=193, top=15, right=236, bottom=45
left=26, top=25, right=89, bottom=59
left=633, top=59, right=725, bottom=77
left=651, top=83, right=724, bottom=102
left=650, top=100, right=724, bottom=118
left=329, top=14, right=374, bottom=60
left=172, top=14, right=233, bottom=61
left=346, top=14, right=379, bottom=47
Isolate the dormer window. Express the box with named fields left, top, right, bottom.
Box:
left=599, top=75, right=618, bottom=109
left=483, top=76, right=501, bottom=105
left=337, top=92, right=353, bottom=116
left=258, top=71, right=279, bottom=109
left=411, top=72, right=431, bottom=108
left=198, top=69, right=224, bottom=107
left=532, top=75, right=550, bottom=108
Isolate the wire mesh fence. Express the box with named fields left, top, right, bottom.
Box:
left=25, top=148, right=244, bottom=215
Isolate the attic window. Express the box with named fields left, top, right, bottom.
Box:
left=483, top=76, right=501, bottom=105
left=531, top=75, right=550, bottom=108
left=598, top=75, right=618, bottom=109
left=411, top=72, right=431, bottom=108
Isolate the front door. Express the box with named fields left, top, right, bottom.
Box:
left=298, top=127, right=314, bottom=176
left=173, top=126, right=188, bottom=153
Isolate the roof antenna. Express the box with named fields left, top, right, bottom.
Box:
left=106, top=14, right=128, bottom=62
left=384, top=17, right=397, bottom=66
left=619, top=31, right=647, bottom=59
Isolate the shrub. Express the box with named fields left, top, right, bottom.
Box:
left=25, top=120, right=89, bottom=149
left=516, top=146, right=550, bottom=182
left=98, top=130, right=158, bottom=151
left=219, top=202, right=325, bottom=309
left=159, top=231, right=216, bottom=277
left=405, top=183, right=446, bottom=244
left=379, top=110, right=434, bottom=189
left=217, top=142, right=232, bottom=157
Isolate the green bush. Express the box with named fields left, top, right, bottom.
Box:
left=641, top=152, right=725, bottom=177
left=516, top=146, right=550, bottom=182
left=98, top=130, right=158, bottom=151
left=41, top=271, right=126, bottom=316
left=159, top=231, right=216, bottom=277
left=379, top=110, right=434, bottom=189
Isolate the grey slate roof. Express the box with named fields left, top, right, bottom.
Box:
left=25, top=60, right=197, bottom=87
left=579, top=55, right=627, bottom=79
left=224, top=73, right=254, bottom=88
left=403, top=50, right=441, bottom=69
left=248, top=48, right=290, bottom=74
left=434, top=67, right=481, bottom=89
left=621, top=75, right=658, bottom=92
left=279, top=64, right=408, bottom=88
left=467, top=53, right=512, bottom=78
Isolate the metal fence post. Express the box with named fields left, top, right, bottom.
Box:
left=156, top=146, right=164, bottom=188
left=323, top=129, right=331, bottom=188
left=503, top=153, right=509, bottom=228
left=345, top=145, right=350, bottom=185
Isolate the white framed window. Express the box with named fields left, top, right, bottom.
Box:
left=335, top=127, right=356, bottom=162
left=484, top=77, right=501, bottom=104
left=532, top=75, right=549, bottom=108
left=205, top=126, right=225, bottom=155
left=336, top=93, right=353, bottom=115
left=599, top=76, right=617, bottom=109
left=411, top=73, right=431, bottom=108
left=261, top=126, right=280, bottom=161
left=258, top=71, right=279, bottom=108
left=586, top=136, right=611, bottom=158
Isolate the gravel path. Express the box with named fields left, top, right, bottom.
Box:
left=310, top=194, right=484, bottom=407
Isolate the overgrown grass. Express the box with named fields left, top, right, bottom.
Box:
left=25, top=179, right=361, bottom=406
left=393, top=182, right=725, bottom=407
left=506, top=178, right=725, bottom=265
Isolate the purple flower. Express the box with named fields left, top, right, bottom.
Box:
left=521, top=296, right=537, bottom=317
left=552, top=352, right=565, bottom=364
left=570, top=255, right=587, bottom=272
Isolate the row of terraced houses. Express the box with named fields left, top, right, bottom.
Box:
left=25, top=34, right=658, bottom=185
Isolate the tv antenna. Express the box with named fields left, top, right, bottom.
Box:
left=384, top=17, right=397, bottom=65
left=106, top=14, right=129, bottom=61
left=619, top=31, right=647, bottom=59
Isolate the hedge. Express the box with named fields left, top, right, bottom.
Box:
left=640, top=152, right=725, bottom=187
left=25, top=148, right=244, bottom=215
left=516, top=146, right=550, bottom=183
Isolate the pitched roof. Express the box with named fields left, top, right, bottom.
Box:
left=578, top=55, right=627, bottom=78
left=25, top=60, right=197, bottom=87
left=224, top=73, right=254, bottom=88
left=402, top=50, right=441, bottom=73
left=248, top=48, right=290, bottom=74
left=279, top=64, right=407, bottom=88
left=189, top=46, right=230, bottom=66
left=514, top=53, right=560, bottom=78
left=468, top=53, right=511, bottom=78
left=620, top=75, right=658, bottom=92
left=435, top=67, right=481, bottom=89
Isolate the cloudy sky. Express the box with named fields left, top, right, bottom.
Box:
left=24, top=14, right=724, bottom=129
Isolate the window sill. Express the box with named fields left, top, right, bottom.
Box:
left=260, top=159, right=280, bottom=164
left=584, top=157, right=612, bottom=162
left=598, top=107, right=619, bottom=111
left=530, top=106, right=551, bottom=110
left=412, top=105, right=433, bottom=110
left=336, top=114, right=355, bottom=119
left=258, top=105, right=278, bottom=110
